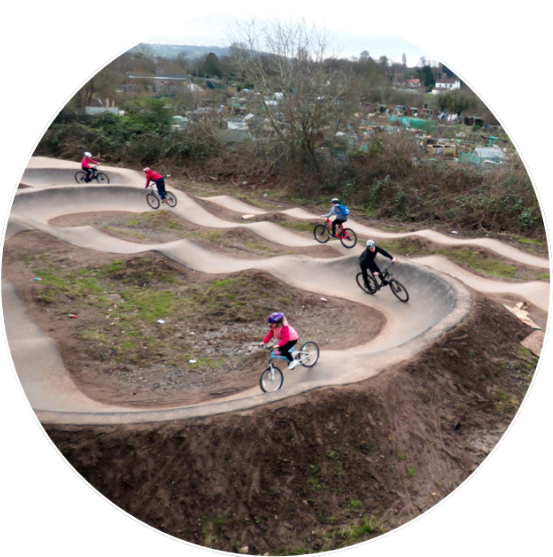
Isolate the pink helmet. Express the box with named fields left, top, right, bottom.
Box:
left=143, top=167, right=151, bottom=173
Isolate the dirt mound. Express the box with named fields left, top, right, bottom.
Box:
left=45, top=294, right=536, bottom=553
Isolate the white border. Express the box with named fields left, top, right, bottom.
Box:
left=1, top=2, right=551, bottom=555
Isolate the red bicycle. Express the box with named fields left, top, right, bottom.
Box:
left=313, top=218, right=357, bottom=248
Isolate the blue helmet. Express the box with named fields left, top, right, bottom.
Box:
left=268, top=312, right=284, bottom=324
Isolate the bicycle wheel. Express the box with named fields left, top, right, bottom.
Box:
left=74, top=171, right=87, bottom=184
left=356, top=272, right=378, bottom=295
left=95, top=172, right=110, bottom=184
left=313, top=224, right=330, bottom=244
left=260, top=365, right=284, bottom=392
left=340, top=228, right=357, bottom=249
left=298, top=341, right=319, bottom=367
left=165, top=192, right=177, bottom=207
left=146, top=192, right=160, bottom=209
left=390, top=279, right=409, bottom=303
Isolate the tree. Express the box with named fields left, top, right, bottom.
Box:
left=227, top=19, right=356, bottom=170
left=419, top=65, right=436, bottom=90
left=203, top=52, right=223, bottom=78
left=402, top=53, right=407, bottom=67
left=360, top=50, right=370, bottom=61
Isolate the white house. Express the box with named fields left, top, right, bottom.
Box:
left=431, top=78, right=461, bottom=94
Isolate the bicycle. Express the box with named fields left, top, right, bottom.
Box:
left=313, top=218, right=357, bottom=249
left=146, top=183, right=177, bottom=209
left=259, top=341, right=320, bottom=393
left=356, top=261, right=409, bottom=303
left=75, top=165, right=110, bottom=184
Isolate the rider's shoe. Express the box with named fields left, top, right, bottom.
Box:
left=288, top=360, right=299, bottom=370
left=162, top=199, right=167, bottom=203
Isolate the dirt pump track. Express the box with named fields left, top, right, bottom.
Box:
left=3, top=157, right=549, bottom=426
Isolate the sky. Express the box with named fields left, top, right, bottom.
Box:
left=147, top=14, right=434, bottom=66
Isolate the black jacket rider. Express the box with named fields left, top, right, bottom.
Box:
left=359, top=245, right=394, bottom=284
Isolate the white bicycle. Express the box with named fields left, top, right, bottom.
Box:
left=146, top=183, right=177, bottom=209
left=259, top=341, right=320, bottom=392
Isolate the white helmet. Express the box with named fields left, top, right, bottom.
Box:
left=331, top=197, right=339, bottom=204
left=366, top=239, right=375, bottom=248
left=84, top=151, right=92, bottom=157
left=143, top=167, right=151, bottom=173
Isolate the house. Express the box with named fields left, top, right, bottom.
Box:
left=431, top=79, right=461, bottom=94
left=408, top=79, right=421, bottom=88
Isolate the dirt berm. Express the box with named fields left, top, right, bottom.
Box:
left=45, top=294, right=535, bottom=554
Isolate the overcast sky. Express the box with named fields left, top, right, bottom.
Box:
left=147, top=14, right=434, bottom=66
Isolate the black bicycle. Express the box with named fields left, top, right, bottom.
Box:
left=75, top=165, right=110, bottom=184
left=356, top=261, right=409, bottom=303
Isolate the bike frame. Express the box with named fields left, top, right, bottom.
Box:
left=325, top=218, right=347, bottom=238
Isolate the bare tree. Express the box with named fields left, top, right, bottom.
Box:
left=227, top=19, right=356, bottom=171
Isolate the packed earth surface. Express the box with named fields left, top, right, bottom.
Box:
left=2, top=157, right=548, bottom=553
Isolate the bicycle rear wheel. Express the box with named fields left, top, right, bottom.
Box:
left=74, top=171, right=87, bottom=184
left=146, top=192, right=160, bottom=209
left=390, top=279, right=409, bottom=303
left=340, top=228, right=357, bottom=249
left=313, top=224, right=330, bottom=243
left=165, top=192, right=177, bottom=207
left=95, top=172, right=110, bottom=184
left=356, top=272, right=378, bottom=294
left=298, top=341, right=319, bottom=367
left=260, top=365, right=284, bottom=392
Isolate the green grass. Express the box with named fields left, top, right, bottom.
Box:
left=279, top=221, right=316, bottom=233
left=537, top=272, right=550, bottom=281
left=118, top=289, right=176, bottom=323
left=439, top=248, right=516, bottom=279
left=519, top=238, right=543, bottom=246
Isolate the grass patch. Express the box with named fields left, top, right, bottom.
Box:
left=118, top=289, right=175, bottom=323
left=439, top=248, right=516, bottom=279
left=280, top=221, right=317, bottom=233
left=537, top=272, right=550, bottom=281
left=519, top=238, right=543, bottom=246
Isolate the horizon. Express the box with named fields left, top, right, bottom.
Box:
left=146, top=14, right=435, bottom=66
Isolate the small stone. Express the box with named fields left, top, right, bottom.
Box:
left=239, top=546, right=249, bottom=554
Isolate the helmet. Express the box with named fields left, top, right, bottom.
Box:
left=143, top=167, right=151, bottom=173
left=267, top=312, right=284, bottom=324
left=366, top=239, right=375, bottom=248
left=84, top=151, right=92, bottom=157
left=331, top=197, right=339, bottom=204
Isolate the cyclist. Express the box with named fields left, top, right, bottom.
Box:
left=359, top=239, right=396, bottom=288
left=143, top=167, right=167, bottom=202
left=321, top=197, right=350, bottom=237
left=259, top=312, right=299, bottom=370
left=81, top=151, right=99, bottom=183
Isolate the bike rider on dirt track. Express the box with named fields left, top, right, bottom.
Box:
left=81, top=151, right=98, bottom=183
left=143, top=167, right=167, bottom=202
left=359, top=239, right=396, bottom=288
left=321, top=198, right=349, bottom=237
left=259, top=312, right=300, bottom=370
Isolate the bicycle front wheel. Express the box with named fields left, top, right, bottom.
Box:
left=313, top=224, right=330, bottom=244
left=298, top=341, right=319, bottom=367
left=74, top=171, right=87, bottom=184
left=390, top=279, right=409, bottom=303
left=340, top=228, right=357, bottom=249
left=165, top=192, right=177, bottom=207
left=260, top=365, right=284, bottom=392
left=96, top=172, right=110, bottom=184
left=356, top=272, right=378, bottom=295
left=146, top=192, right=160, bottom=209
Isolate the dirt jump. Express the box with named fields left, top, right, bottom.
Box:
left=2, top=157, right=549, bottom=552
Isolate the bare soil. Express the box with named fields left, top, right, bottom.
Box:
left=50, top=210, right=338, bottom=259
left=3, top=231, right=383, bottom=407
left=45, top=294, right=538, bottom=554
